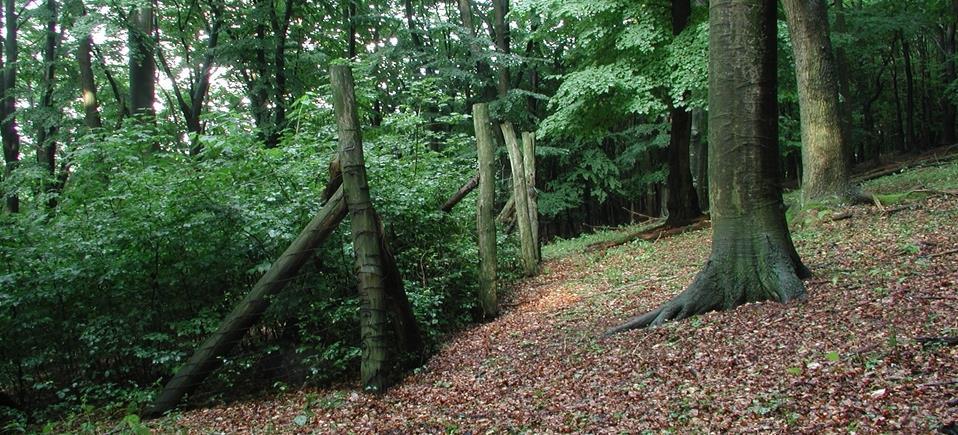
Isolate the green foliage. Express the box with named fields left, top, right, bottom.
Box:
left=0, top=90, right=518, bottom=424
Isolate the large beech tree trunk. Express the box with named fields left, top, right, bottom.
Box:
left=607, top=0, right=809, bottom=333
left=782, top=0, right=856, bottom=204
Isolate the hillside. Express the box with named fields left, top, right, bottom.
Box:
left=158, top=162, right=958, bottom=433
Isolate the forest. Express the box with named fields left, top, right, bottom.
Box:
left=0, top=0, right=957, bottom=432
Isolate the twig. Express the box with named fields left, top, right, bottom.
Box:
left=915, top=336, right=958, bottom=347
left=872, top=195, right=886, bottom=213
left=919, top=380, right=958, bottom=388
left=929, top=248, right=958, bottom=258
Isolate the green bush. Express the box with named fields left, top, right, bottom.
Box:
left=0, top=100, right=520, bottom=423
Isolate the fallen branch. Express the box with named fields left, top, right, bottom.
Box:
left=915, top=336, right=958, bottom=348
left=881, top=204, right=913, bottom=216
left=929, top=248, right=958, bottom=258
left=828, top=211, right=853, bottom=222
left=585, top=219, right=708, bottom=253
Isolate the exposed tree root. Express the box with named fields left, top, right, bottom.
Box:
left=605, top=232, right=808, bottom=336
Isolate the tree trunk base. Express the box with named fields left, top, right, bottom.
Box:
left=605, top=230, right=809, bottom=335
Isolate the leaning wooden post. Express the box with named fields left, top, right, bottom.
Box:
left=501, top=122, right=537, bottom=276
left=474, top=103, right=498, bottom=318
left=521, top=131, right=540, bottom=263
left=330, top=64, right=390, bottom=392
left=146, top=186, right=348, bottom=417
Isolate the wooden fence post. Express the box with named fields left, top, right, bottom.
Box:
left=501, top=122, right=537, bottom=276
left=331, top=64, right=391, bottom=392
left=474, top=103, right=498, bottom=318
left=522, top=131, right=540, bottom=263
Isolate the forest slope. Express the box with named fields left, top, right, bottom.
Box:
left=167, top=162, right=958, bottom=433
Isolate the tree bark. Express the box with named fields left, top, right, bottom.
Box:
left=501, top=122, right=537, bottom=276
left=941, top=8, right=956, bottom=145
left=941, top=12, right=958, bottom=145
left=832, top=0, right=855, bottom=157
left=129, top=4, right=156, bottom=122
left=782, top=0, right=856, bottom=203
left=77, top=31, right=102, bottom=129
left=1, top=0, right=20, bottom=212
left=146, top=186, right=348, bottom=417
left=522, top=131, right=540, bottom=262
left=474, top=103, right=497, bottom=318
left=665, top=0, right=702, bottom=227
left=457, top=0, right=496, bottom=103
left=890, top=40, right=905, bottom=152
left=902, top=32, right=916, bottom=151
left=492, top=0, right=509, bottom=97
left=691, top=108, right=709, bottom=211
left=608, top=0, right=809, bottom=333
left=37, top=0, right=59, bottom=179
left=331, top=64, right=390, bottom=392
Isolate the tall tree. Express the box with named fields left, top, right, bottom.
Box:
left=1, top=0, right=20, bottom=212
left=664, top=0, right=702, bottom=227
left=607, top=0, right=809, bottom=333
left=492, top=0, right=509, bottom=97
left=940, top=0, right=957, bottom=145
left=155, top=0, right=223, bottom=154
left=77, top=23, right=103, bottom=129
left=782, top=0, right=858, bottom=204
left=129, top=2, right=156, bottom=120
left=457, top=0, right=495, bottom=103
left=37, top=0, right=60, bottom=180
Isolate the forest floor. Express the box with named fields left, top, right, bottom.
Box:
left=167, top=161, right=958, bottom=433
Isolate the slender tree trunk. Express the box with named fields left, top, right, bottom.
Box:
left=129, top=4, right=156, bottom=120
left=457, top=0, right=496, bottom=103
left=665, top=0, right=702, bottom=227
left=474, top=103, right=497, bottom=318
left=346, top=0, right=357, bottom=58
left=1, top=0, right=20, bottom=212
left=918, top=39, right=933, bottom=149
left=782, top=0, right=856, bottom=203
left=691, top=108, right=709, bottom=211
left=862, top=67, right=884, bottom=163
left=832, top=0, right=855, bottom=154
left=941, top=10, right=956, bottom=145
left=608, top=0, right=808, bottom=333
left=890, top=42, right=905, bottom=152
left=331, top=65, right=390, bottom=392
left=902, top=32, right=916, bottom=151
left=78, top=32, right=102, bottom=129
left=37, top=0, right=59, bottom=180
left=492, top=0, right=509, bottom=97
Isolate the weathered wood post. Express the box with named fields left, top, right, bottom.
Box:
left=146, top=186, right=348, bottom=417
left=521, top=131, right=540, bottom=263
left=501, top=122, right=537, bottom=276
left=331, top=64, right=391, bottom=391
left=474, top=103, right=498, bottom=318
